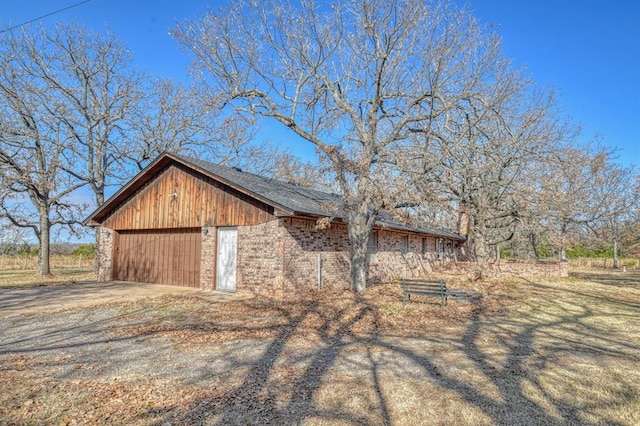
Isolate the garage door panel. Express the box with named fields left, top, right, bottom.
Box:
left=114, top=229, right=201, bottom=287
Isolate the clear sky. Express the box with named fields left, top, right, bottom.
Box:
left=1, top=0, right=639, bottom=166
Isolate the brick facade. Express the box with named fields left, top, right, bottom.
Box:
left=236, top=219, right=286, bottom=298
left=232, top=218, right=461, bottom=299
left=96, top=219, right=463, bottom=298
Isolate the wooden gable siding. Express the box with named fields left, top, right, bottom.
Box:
left=102, top=163, right=274, bottom=230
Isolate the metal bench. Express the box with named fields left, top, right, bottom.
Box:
left=401, top=278, right=448, bottom=308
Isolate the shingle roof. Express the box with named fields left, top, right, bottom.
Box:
left=172, top=153, right=465, bottom=241
left=171, top=153, right=342, bottom=218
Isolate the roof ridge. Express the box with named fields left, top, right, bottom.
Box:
left=170, top=151, right=337, bottom=196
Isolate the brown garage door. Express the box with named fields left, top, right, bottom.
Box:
left=114, top=228, right=201, bottom=287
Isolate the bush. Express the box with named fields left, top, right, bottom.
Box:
left=71, top=244, right=96, bottom=258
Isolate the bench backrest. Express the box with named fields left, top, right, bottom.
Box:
left=401, top=279, right=446, bottom=295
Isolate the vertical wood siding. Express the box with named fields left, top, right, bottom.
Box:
left=102, top=164, right=274, bottom=230
left=113, top=228, right=201, bottom=287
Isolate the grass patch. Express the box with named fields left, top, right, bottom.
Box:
left=1, top=269, right=638, bottom=425
left=0, top=269, right=96, bottom=288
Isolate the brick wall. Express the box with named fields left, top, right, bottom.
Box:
left=370, top=232, right=432, bottom=283
left=96, top=219, right=465, bottom=297
left=199, top=227, right=216, bottom=290
left=273, top=218, right=460, bottom=298
left=281, top=218, right=351, bottom=297
left=96, top=227, right=114, bottom=281
left=237, top=219, right=286, bottom=298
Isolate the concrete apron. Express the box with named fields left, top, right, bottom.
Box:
left=0, top=281, right=254, bottom=318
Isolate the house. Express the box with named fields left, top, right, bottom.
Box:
left=85, top=152, right=465, bottom=298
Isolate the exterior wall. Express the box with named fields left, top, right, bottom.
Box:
left=370, top=232, right=431, bottom=283
left=99, top=215, right=465, bottom=295
left=281, top=218, right=352, bottom=296
left=236, top=219, right=286, bottom=298
left=101, top=163, right=274, bottom=230
left=200, top=226, right=216, bottom=290
left=275, top=218, right=465, bottom=298
left=96, top=227, right=115, bottom=282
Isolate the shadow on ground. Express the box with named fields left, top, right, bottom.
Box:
left=1, top=271, right=639, bottom=425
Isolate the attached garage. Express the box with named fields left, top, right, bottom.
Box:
left=113, top=228, right=201, bottom=287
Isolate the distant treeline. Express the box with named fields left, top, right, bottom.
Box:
left=0, top=243, right=96, bottom=258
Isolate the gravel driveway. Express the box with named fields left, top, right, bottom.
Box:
left=0, top=303, right=270, bottom=386
left=0, top=280, right=252, bottom=318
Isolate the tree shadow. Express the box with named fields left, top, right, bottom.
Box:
left=2, top=277, right=638, bottom=425
left=145, top=277, right=638, bottom=425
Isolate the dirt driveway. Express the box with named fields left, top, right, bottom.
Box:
left=0, top=281, right=253, bottom=318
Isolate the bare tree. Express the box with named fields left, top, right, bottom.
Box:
left=0, top=218, right=29, bottom=255
left=127, top=78, right=296, bottom=178
left=588, top=159, right=637, bottom=268
left=412, top=95, right=571, bottom=261
left=172, top=0, right=533, bottom=291
left=269, top=152, right=336, bottom=191
left=13, top=24, right=145, bottom=207
left=0, top=33, right=85, bottom=274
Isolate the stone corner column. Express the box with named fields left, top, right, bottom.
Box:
left=97, top=227, right=115, bottom=282
left=200, top=226, right=216, bottom=290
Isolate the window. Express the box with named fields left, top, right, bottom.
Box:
left=436, top=238, right=444, bottom=259
left=367, top=231, right=378, bottom=264
left=400, top=235, right=408, bottom=256
left=421, top=238, right=428, bottom=259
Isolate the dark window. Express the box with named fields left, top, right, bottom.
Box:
left=367, top=231, right=378, bottom=263
left=436, top=238, right=444, bottom=259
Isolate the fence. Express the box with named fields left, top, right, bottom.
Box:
left=568, top=257, right=640, bottom=269
left=0, top=254, right=95, bottom=271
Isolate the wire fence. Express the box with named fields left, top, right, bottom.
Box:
left=567, top=257, right=640, bottom=269
left=0, top=254, right=95, bottom=271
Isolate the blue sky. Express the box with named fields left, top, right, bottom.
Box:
left=1, top=0, right=638, bottom=166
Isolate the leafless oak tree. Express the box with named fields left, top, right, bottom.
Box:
left=172, top=0, right=537, bottom=291
left=0, top=29, right=86, bottom=274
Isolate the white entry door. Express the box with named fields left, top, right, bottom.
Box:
left=216, top=227, right=237, bottom=291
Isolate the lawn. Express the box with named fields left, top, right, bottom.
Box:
left=0, top=269, right=96, bottom=288
left=0, top=269, right=638, bottom=425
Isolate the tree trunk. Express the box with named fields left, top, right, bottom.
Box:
left=613, top=238, right=619, bottom=269
left=472, top=221, right=490, bottom=262
left=529, top=232, right=540, bottom=260
left=38, top=209, right=51, bottom=276
left=345, top=200, right=375, bottom=293
left=347, top=218, right=371, bottom=293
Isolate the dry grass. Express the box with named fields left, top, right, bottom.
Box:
left=1, top=269, right=639, bottom=425
left=0, top=269, right=96, bottom=288
left=0, top=254, right=95, bottom=271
